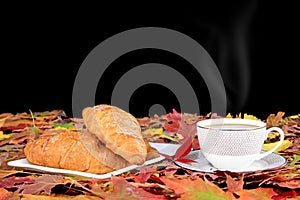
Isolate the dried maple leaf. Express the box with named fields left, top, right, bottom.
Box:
left=0, top=176, right=35, bottom=189
left=135, top=166, right=158, bottom=183
left=0, top=188, right=13, bottom=200
left=225, top=174, right=244, bottom=193
left=136, top=117, right=151, bottom=127
left=266, top=112, right=285, bottom=127
left=160, top=176, right=234, bottom=200
left=91, top=175, right=166, bottom=200
left=0, top=169, right=20, bottom=179
left=163, top=109, right=182, bottom=134
left=235, top=188, right=277, bottom=200
left=273, top=179, right=300, bottom=189
left=13, top=194, right=103, bottom=199
left=182, top=113, right=202, bottom=125
left=15, top=174, right=64, bottom=195
left=0, top=110, right=67, bottom=135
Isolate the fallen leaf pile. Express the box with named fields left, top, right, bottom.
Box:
left=0, top=109, right=299, bottom=199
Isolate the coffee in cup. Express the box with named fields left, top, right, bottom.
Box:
left=197, top=118, right=284, bottom=170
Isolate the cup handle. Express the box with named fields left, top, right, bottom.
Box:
left=256, top=127, right=285, bottom=160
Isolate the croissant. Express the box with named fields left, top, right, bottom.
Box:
left=24, top=129, right=160, bottom=174
left=82, top=104, right=148, bottom=165
left=24, top=129, right=129, bottom=174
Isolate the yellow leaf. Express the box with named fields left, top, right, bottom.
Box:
left=143, top=127, right=163, bottom=136
left=267, top=131, right=280, bottom=139
left=243, top=113, right=260, bottom=120
left=226, top=113, right=233, bottom=118
left=289, top=114, right=300, bottom=119
left=236, top=113, right=242, bottom=118
left=0, top=131, right=13, bottom=141
left=143, top=128, right=178, bottom=142
left=262, top=140, right=293, bottom=153
left=226, top=113, right=259, bottom=120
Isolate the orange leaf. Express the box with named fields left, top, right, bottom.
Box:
left=161, top=176, right=234, bottom=200
left=0, top=188, right=12, bottom=200
left=236, top=188, right=277, bottom=200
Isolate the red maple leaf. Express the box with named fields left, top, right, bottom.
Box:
left=162, top=109, right=197, bottom=163
left=163, top=109, right=182, bottom=134
left=135, top=166, right=158, bottom=183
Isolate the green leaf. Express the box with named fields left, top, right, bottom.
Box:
left=288, top=154, right=300, bottom=168
left=33, top=126, right=40, bottom=140
left=53, top=122, right=75, bottom=129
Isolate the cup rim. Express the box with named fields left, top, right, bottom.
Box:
left=197, top=118, right=266, bottom=131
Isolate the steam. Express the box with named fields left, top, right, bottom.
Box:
left=192, top=1, right=257, bottom=112
left=217, top=0, right=257, bottom=111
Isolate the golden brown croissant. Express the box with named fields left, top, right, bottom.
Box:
left=82, top=104, right=147, bottom=165
left=24, top=129, right=160, bottom=174
left=24, top=129, right=132, bottom=174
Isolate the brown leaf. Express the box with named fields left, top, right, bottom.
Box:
left=225, top=174, right=244, bottom=193
left=266, top=112, right=285, bottom=127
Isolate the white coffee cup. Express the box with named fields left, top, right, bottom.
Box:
left=197, top=118, right=284, bottom=170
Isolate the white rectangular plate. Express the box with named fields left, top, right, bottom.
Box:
left=7, top=143, right=180, bottom=179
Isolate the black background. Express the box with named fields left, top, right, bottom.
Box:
left=1, top=1, right=299, bottom=120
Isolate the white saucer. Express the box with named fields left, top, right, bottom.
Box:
left=175, top=150, right=287, bottom=173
